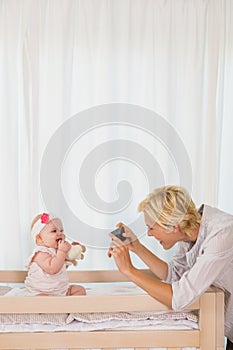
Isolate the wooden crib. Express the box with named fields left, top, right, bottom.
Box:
left=0, top=269, right=224, bottom=350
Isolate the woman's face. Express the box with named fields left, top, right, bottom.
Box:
left=144, top=212, right=185, bottom=250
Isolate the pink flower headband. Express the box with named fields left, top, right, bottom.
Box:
left=31, top=213, right=55, bottom=239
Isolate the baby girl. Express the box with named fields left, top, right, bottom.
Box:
left=24, top=213, right=86, bottom=296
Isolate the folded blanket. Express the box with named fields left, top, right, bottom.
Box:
left=0, top=313, right=68, bottom=325
left=67, top=311, right=198, bottom=324
left=0, top=286, right=11, bottom=295
left=0, top=310, right=198, bottom=326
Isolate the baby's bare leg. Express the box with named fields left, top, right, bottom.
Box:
left=36, top=293, right=49, bottom=296
left=66, top=285, right=86, bottom=296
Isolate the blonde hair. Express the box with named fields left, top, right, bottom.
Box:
left=138, top=186, right=201, bottom=237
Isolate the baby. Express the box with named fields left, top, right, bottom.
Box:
left=24, top=213, right=86, bottom=296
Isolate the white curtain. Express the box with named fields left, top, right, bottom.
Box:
left=0, top=0, right=232, bottom=269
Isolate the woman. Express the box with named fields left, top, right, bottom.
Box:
left=108, top=186, right=233, bottom=349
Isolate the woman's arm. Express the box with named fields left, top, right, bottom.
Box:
left=132, top=243, right=168, bottom=281
left=110, top=244, right=172, bottom=307
left=127, top=267, right=172, bottom=307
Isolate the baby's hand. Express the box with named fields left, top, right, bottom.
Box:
left=58, top=240, right=71, bottom=254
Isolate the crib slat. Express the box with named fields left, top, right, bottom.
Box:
left=0, top=330, right=200, bottom=349
left=0, top=294, right=199, bottom=313
left=0, top=269, right=156, bottom=283
left=0, top=270, right=27, bottom=282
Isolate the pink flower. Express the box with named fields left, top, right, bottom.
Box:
left=41, top=213, right=50, bottom=224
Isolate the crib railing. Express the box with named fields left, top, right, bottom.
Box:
left=0, top=269, right=225, bottom=350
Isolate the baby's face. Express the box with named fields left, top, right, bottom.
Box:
left=39, top=218, right=65, bottom=249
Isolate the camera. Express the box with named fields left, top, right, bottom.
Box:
left=111, top=226, right=126, bottom=241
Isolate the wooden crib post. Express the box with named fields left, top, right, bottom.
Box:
left=216, top=288, right=225, bottom=350
left=199, top=288, right=224, bottom=350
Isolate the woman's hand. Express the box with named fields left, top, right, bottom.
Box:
left=108, top=239, right=134, bottom=276
left=113, top=222, right=142, bottom=253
